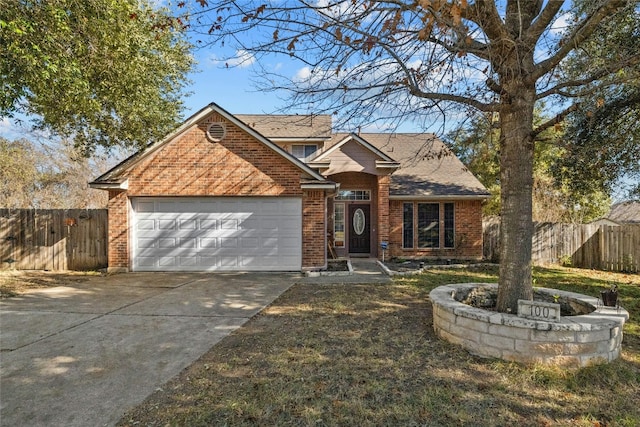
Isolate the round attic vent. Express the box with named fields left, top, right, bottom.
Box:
left=206, top=123, right=226, bottom=142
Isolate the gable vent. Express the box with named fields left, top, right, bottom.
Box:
left=206, top=123, right=226, bottom=142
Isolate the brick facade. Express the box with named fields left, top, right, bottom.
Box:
left=128, top=114, right=303, bottom=197
left=98, top=106, right=487, bottom=271
left=106, top=113, right=327, bottom=271
left=302, top=190, right=327, bottom=268
left=388, top=199, right=483, bottom=259
left=107, top=190, right=129, bottom=272
left=376, top=175, right=390, bottom=260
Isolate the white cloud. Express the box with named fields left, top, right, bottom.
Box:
left=207, top=49, right=256, bottom=68
left=549, top=12, right=572, bottom=36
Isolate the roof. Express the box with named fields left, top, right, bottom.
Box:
left=357, top=133, right=490, bottom=198
left=606, top=201, right=640, bottom=224
left=235, top=114, right=332, bottom=140
left=90, top=103, right=329, bottom=189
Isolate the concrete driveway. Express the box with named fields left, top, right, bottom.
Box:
left=0, top=272, right=299, bottom=427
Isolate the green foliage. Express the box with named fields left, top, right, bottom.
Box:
left=447, top=111, right=611, bottom=222
left=554, top=2, right=640, bottom=200
left=1, top=0, right=194, bottom=154
left=555, top=85, right=640, bottom=200
left=559, top=255, right=573, bottom=267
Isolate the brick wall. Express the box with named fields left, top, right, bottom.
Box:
left=389, top=199, right=483, bottom=259
left=127, top=113, right=303, bottom=197
left=302, top=190, right=326, bottom=268
left=377, top=175, right=390, bottom=260
left=107, top=112, right=328, bottom=271
left=107, top=190, right=129, bottom=272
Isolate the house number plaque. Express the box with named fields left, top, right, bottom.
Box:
left=517, top=299, right=561, bottom=322
left=353, top=208, right=366, bottom=235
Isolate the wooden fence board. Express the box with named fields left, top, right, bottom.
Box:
left=483, top=220, right=639, bottom=273
left=0, top=209, right=108, bottom=271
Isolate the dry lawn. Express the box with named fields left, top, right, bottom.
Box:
left=115, top=266, right=640, bottom=427
left=0, top=270, right=102, bottom=298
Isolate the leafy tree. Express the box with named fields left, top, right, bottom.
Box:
left=551, top=1, right=640, bottom=202
left=447, top=111, right=610, bottom=223
left=192, top=0, right=640, bottom=312
left=1, top=0, right=194, bottom=154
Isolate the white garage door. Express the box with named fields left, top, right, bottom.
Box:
left=131, top=197, right=302, bottom=271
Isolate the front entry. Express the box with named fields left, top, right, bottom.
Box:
left=348, top=204, right=370, bottom=254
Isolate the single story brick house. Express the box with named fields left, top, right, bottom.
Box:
left=90, top=103, right=490, bottom=272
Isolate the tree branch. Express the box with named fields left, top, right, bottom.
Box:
left=537, top=54, right=640, bottom=99
left=524, top=0, right=564, bottom=45
left=531, top=103, right=579, bottom=137
left=528, top=0, right=626, bottom=83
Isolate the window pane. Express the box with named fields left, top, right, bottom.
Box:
left=292, top=144, right=317, bottom=160
left=304, top=145, right=317, bottom=157
left=403, top=203, right=414, bottom=249
left=334, top=203, right=345, bottom=247
left=444, top=203, right=455, bottom=248
left=335, top=190, right=371, bottom=201
left=418, top=203, right=439, bottom=248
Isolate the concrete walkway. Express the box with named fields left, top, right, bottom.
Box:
left=0, top=272, right=298, bottom=427
left=301, top=258, right=391, bottom=284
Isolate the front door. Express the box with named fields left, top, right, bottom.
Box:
left=349, top=204, right=370, bottom=254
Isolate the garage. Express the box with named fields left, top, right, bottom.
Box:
left=131, top=197, right=302, bottom=271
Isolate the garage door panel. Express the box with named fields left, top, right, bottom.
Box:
left=132, top=197, right=303, bottom=271
left=199, top=219, right=218, bottom=229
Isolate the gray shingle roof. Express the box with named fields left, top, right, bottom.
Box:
left=236, top=114, right=332, bottom=139
left=357, top=133, right=490, bottom=198
left=607, top=201, right=640, bottom=224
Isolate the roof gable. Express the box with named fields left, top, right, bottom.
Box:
left=308, top=133, right=400, bottom=176
left=91, top=103, right=328, bottom=188
left=362, top=133, right=490, bottom=199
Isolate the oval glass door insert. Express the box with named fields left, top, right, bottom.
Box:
left=353, top=208, right=366, bottom=235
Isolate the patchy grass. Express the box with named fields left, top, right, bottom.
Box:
left=119, top=266, right=640, bottom=427
left=0, top=270, right=102, bottom=298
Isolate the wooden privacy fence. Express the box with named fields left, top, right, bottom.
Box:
left=483, top=219, right=640, bottom=272
left=1, top=209, right=108, bottom=271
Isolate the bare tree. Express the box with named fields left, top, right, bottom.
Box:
left=188, top=0, right=640, bottom=312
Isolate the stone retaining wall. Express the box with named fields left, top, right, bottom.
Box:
left=430, top=283, right=629, bottom=367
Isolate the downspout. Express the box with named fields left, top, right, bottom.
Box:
left=322, top=194, right=328, bottom=270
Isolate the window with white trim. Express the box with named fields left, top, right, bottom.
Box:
left=291, top=144, right=318, bottom=160
left=335, top=190, right=371, bottom=201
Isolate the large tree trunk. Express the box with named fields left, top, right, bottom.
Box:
left=496, top=85, right=536, bottom=313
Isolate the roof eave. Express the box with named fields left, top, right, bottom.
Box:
left=270, top=137, right=331, bottom=143
left=389, top=194, right=491, bottom=200
left=88, top=179, right=129, bottom=190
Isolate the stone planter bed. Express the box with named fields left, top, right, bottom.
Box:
left=430, top=283, right=629, bottom=367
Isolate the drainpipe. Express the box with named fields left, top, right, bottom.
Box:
left=322, top=194, right=328, bottom=270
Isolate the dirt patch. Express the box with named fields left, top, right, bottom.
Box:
left=384, top=257, right=483, bottom=272
left=455, top=286, right=594, bottom=316
left=326, top=259, right=349, bottom=271
left=0, top=270, right=103, bottom=298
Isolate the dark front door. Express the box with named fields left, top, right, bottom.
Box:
left=349, top=204, right=370, bottom=254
